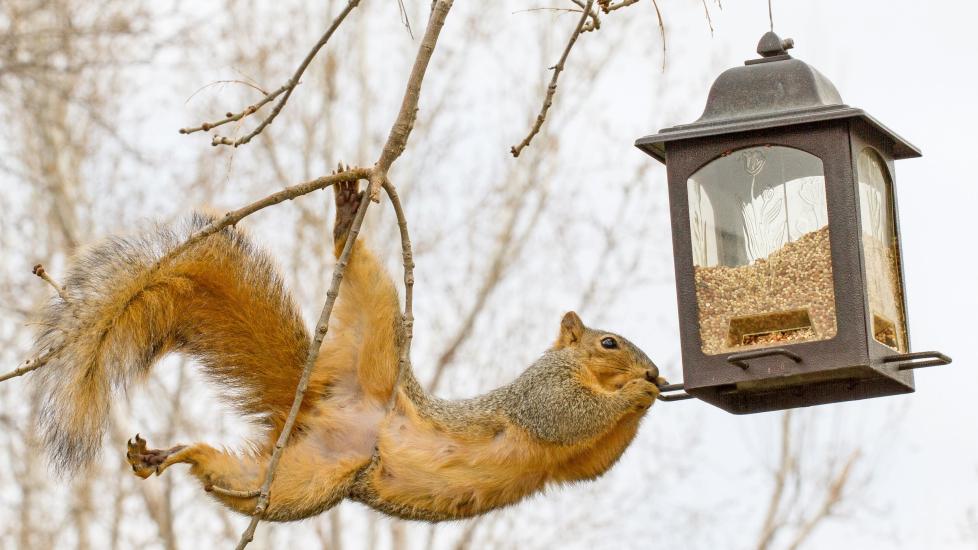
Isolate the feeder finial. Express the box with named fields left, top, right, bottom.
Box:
left=757, top=31, right=794, bottom=58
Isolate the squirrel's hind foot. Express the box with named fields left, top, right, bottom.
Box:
left=333, top=163, right=363, bottom=244
left=126, top=434, right=187, bottom=479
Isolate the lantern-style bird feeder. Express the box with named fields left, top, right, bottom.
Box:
left=636, top=32, right=950, bottom=414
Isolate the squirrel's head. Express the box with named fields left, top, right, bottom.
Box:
left=553, top=311, right=665, bottom=392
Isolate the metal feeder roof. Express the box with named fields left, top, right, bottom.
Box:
left=635, top=32, right=921, bottom=163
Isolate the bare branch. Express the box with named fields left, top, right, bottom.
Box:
left=599, top=0, right=640, bottom=14
left=756, top=411, right=794, bottom=550
left=383, top=180, right=416, bottom=408
left=510, top=0, right=594, bottom=158
left=178, top=84, right=288, bottom=136
left=426, top=183, right=545, bottom=391
left=755, top=411, right=863, bottom=550
left=236, top=8, right=450, bottom=544
left=569, top=0, right=601, bottom=31
left=651, top=0, right=667, bottom=71
left=396, top=0, right=415, bottom=39
left=1, top=349, right=54, bottom=383
left=784, top=450, right=860, bottom=550
left=235, top=187, right=372, bottom=550
left=452, top=518, right=483, bottom=550
left=701, top=0, right=714, bottom=35
left=150, top=167, right=371, bottom=274
left=368, top=0, right=455, bottom=201
left=181, top=0, right=362, bottom=148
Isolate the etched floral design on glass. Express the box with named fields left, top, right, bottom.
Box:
left=687, top=145, right=838, bottom=355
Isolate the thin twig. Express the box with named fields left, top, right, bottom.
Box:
left=425, top=179, right=543, bottom=391
left=205, top=484, right=261, bottom=499
left=651, top=0, right=667, bottom=72
left=0, top=349, right=55, bottom=383
left=396, top=0, right=414, bottom=39
left=756, top=411, right=793, bottom=550
left=182, top=0, right=362, bottom=148
left=510, top=0, right=594, bottom=158
left=600, top=0, right=640, bottom=14
left=235, top=188, right=372, bottom=550
left=178, top=84, right=288, bottom=135
left=784, top=451, right=860, bottom=550
left=382, top=180, right=415, bottom=409
left=152, top=167, right=371, bottom=275
left=31, top=264, right=69, bottom=302
left=701, top=0, right=714, bottom=35
left=513, top=7, right=586, bottom=16
left=184, top=79, right=269, bottom=105
left=569, top=0, right=600, bottom=31
left=368, top=0, right=455, bottom=201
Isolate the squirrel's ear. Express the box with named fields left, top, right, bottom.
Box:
left=557, top=311, right=585, bottom=347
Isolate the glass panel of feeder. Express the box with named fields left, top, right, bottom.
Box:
left=857, top=149, right=907, bottom=352
left=687, top=145, right=838, bottom=355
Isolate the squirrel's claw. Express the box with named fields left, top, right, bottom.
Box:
left=126, top=434, right=185, bottom=479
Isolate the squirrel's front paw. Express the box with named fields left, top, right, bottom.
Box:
left=622, top=378, right=659, bottom=411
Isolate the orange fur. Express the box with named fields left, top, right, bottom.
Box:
left=359, top=383, right=656, bottom=520
left=40, top=188, right=660, bottom=523
left=126, top=235, right=660, bottom=522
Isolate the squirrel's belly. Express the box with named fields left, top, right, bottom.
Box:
left=354, top=416, right=557, bottom=520
left=305, top=394, right=386, bottom=462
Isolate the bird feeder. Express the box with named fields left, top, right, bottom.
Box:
left=636, top=32, right=950, bottom=413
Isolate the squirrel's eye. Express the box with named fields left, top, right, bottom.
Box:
left=600, top=337, right=618, bottom=349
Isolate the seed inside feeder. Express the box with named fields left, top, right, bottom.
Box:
left=694, top=225, right=837, bottom=355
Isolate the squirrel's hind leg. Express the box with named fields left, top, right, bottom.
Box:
left=125, top=433, right=365, bottom=521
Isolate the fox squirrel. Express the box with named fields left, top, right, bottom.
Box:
left=30, top=180, right=664, bottom=522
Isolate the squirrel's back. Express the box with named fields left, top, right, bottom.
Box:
left=32, top=214, right=314, bottom=471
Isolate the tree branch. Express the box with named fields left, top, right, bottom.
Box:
left=235, top=6, right=453, bottom=545
left=510, top=0, right=594, bottom=158
left=651, top=0, right=667, bottom=71
left=382, top=180, right=416, bottom=408
left=784, top=450, right=860, bottom=550
left=0, top=349, right=54, bottom=384
left=180, top=0, right=362, bottom=148
left=235, top=187, right=372, bottom=550
left=367, top=0, right=455, bottom=201
left=569, top=0, right=601, bottom=32
left=756, top=411, right=794, bottom=550
left=150, top=167, right=371, bottom=274
left=599, top=0, right=641, bottom=14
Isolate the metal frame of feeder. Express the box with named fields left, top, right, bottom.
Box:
left=638, top=32, right=951, bottom=412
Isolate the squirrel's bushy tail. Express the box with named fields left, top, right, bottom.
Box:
left=32, top=214, right=313, bottom=472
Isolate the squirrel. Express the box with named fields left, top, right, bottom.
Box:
left=29, top=178, right=665, bottom=522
